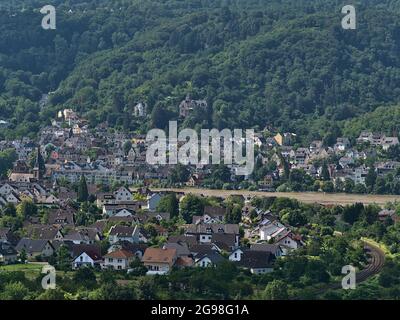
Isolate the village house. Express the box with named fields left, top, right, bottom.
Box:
left=26, top=225, right=64, bottom=241
left=115, top=187, right=133, bottom=202
left=15, top=238, right=54, bottom=260
left=72, top=248, right=103, bottom=269
left=259, top=220, right=287, bottom=241
left=195, top=251, right=225, bottom=268
left=145, top=211, right=170, bottom=222
left=102, top=203, right=141, bottom=216
left=274, top=132, right=296, bottom=146
left=192, top=206, right=227, bottom=224
left=185, top=223, right=240, bottom=247
left=230, top=249, right=275, bottom=274
left=146, top=193, right=162, bottom=211
left=179, top=94, right=207, bottom=118
left=134, top=102, right=147, bottom=117
left=163, top=242, right=191, bottom=258
left=249, top=243, right=284, bottom=257
left=108, top=241, right=148, bottom=260
left=104, top=249, right=135, bottom=270
left=274, top=232, right=304, bottom=254
left=48, top=208, right=75, bottom=226
left=378, top=209, right=400, bottom=223
left=334, top=137, right=351, bottom=152
left=0, top=241, right=18, bottom=265
left=142, top=247, right=177, bottom=275
left=63, top=228, right=101, bottom=244
left=0, top=228, right=18, bottom=245
left=186, top=173, right=204, bottom=187
left=108, top=225, right=140, bottom=244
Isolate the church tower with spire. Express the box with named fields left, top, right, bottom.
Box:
left=33, top=146, right=45, bottom=180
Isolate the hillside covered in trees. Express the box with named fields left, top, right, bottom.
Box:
left=1, top=0, right=400, bottom=142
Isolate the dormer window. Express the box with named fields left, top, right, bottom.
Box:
left=217, top=228, right=224, bottom=233
left=206, top=227, right=212, bottom=233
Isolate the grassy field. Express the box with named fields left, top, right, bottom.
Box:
left=151, top=188, right=400, bottom=207
left=0, top=263, right=46, bottom=280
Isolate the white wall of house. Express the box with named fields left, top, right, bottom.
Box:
left=115, top=209, right=133, bottom=217
left=104, top=257, right=131, bottom=270
left=196, top=257, right=212, bottom=268
left=276, top=236, right=298, bottom=250
left=228, top=249, right=243, bottom=262
left=73, top=252, right=95, bottom=269
left=145, top=263, right=170, bottom=275
left=199, top=234, right=212, bottom=243
left=250, top=267, right=273, bottom=275
left=115, top=187, right=132, bottom=202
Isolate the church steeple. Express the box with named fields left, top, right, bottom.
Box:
left=33, top=146, right=45, bottom=180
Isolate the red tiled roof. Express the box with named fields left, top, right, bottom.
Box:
left=142, top=248, right=177, bottom=266
left=104, top=249, right=134, bottom=259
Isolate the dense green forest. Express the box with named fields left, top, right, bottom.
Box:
left=1, top=0, right=400, bottom=142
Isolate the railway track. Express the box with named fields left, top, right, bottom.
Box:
left=290, top=242, right=385, bottom=299
left=313, top=242, right=386, bottom=296
left=356, top=243, right=385, bottom=283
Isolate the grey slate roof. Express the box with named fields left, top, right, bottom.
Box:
left=16, top=238, right=53, bottom=253
left=186, top=223, right=239, bottom=235
left=0, top=241, right=17, bottom=257
left=236, top=250, right=275, bottom=269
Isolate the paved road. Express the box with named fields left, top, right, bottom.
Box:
left=150, top=187, right=400, bottom=206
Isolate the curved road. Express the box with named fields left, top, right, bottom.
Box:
left=150, top=187, right=400, bottom=206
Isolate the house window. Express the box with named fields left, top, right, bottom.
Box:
left=234, top=253, right=237, bottom=259
left=118, top=259, right=122, bottom=263
left=109, top=258, right=113, bottom=263
left=117, top=265, right=122, bottom=270
left=80, top=256, right=83, bottom=262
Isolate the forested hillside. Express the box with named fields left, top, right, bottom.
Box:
left=1, top=0, right=400, bottom=142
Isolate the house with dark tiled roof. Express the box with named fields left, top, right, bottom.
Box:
left=0, top=241, right=18, bottom=264
left=189, top=243, right=220, bottom=257
left=274, top=232, right=304, bottom=254
left=16, top=238, right=54, bottom=260
left=168, top=235, right=198, bottom=247
left=249, top=243, right=283, bottom=257
left=48, top=208, right=75, bottom=226
left=192, top=206, right=227, bottom=224
left=63, top=228, right=101, bottom=244
left=231, top=250, right=275, bottom=274
left=108, top=241, right=148, bottom=260
left=185, top=223, right=240, bottom=247
left=108, top=225, right=140, bottom=244
left=26, top=225, right=64, bottom=241
left=0, top=227, right=18, bottom=245
left=194, top=251, right=225, bottom=268
left=145, top=211, right=170, bottom=222
left=211, top=233, right=237, bottom=251
left=72, top=244, right=103, bottom=269
left=163, top=241, right=191, bottom=257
